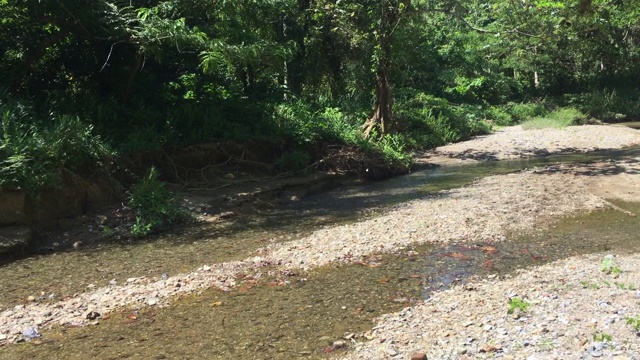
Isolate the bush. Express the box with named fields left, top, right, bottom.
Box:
left=275, top=150, right=311, bottom=173
left=506, top=102, right=548, bottom=123
left=129, top=167, right=189, bottom=237
left=564, top=90, right=640, bottom=121
left=376, top=134, right=413, bottom=172
left=0, top=98, right=112, bottom=197
left=396, top=93, right=492, bottom=148
left=485, top=106, right=514, bottom=126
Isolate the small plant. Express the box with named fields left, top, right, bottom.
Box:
left=129, top=167, right=189, bottom=238
left=614, top=282, right=627, bottom=290
left=580, top=280, right=600, bottom=289
left=626, top=315, right=640, bottom=332
left=592, top=332, right=613, bottom=342
left=538, top=338, right=555, bottom=351
left=102, top=226, right=114, bottom=237
left=601, top=255, right=621, bottom=275
left=507, top=297, right=531, bottom=314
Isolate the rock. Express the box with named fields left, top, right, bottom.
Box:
left=0, top=333, right=7, bottom=341
left=109, top=279, right=117, bottom=286
left=386, top=347, right=398, bottom=356
left=331, top=340, right=347, bottom=350
left=73, top=241, right=83, bottom=249
left=411, top=353, right=427, bottom=360
left=21, top=327, right=40, bottom=339
left=590, top=349, right=603, bottom=357
left=223, top=173, right=235, bottom=180
left=52, top=242, right=60, bottom=247
left=202, top=265, right=211, bottom=271
left=148, top=298, right=158, bottom=306
left=479, top=343, right=501, bottom=353
left=86, top=311, right=100, bottom=320
left=126, top=277, right=137, bottom=283
left=218, top=211, right=236, bottom=219
left=95, top=215, right=108, bottom=225
left=27, top=296, right=36, bottom=302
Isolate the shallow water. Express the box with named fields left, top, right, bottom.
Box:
left=2, top=202, right=640, bottom=359
left=2, top=148, right=640, bottom=358
left=5, top=147, right=638, bottom=307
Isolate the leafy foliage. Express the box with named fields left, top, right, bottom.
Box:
left=507, top=297, right=531, bottom=314
left=129, top=167, right=188, bottom=238
left=2, top=0, right=640, bottom=199
left=0, top=98, right=112, bottom=196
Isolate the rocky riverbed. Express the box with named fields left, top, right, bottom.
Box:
left=342, top=252, right=640, bottom=360
left=2, top=124, right=640, bottom=359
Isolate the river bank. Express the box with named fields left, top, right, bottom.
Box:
left=2, top=124, right=640, bottom=358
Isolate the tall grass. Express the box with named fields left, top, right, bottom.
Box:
left=520, top=107, right=586, bottom=130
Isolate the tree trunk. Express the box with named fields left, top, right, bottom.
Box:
left=363, top=67, right=394, bottom=138
left=362, top=1, right=403, bottom=139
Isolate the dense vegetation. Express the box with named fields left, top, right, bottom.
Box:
left=2, top=0, right=640, bottom=191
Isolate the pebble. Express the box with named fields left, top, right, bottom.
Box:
left=332, top=340, right=347, bottom=349
left=411, top=352, right=427, bottom=360
left=386, top=347, right=398, bottom=356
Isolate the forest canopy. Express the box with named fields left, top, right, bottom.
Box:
left=1, top=0, right=640, bottom=187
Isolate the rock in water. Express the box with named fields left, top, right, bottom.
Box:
left=22, top=327, right=40, bottom=339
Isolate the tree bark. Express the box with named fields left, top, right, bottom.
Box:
left=363, top=67, right=394, bottom=138
left=362, top=1, right=402, bottom=139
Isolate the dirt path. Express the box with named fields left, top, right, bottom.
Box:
left=2, top=125, right=640, bottom=357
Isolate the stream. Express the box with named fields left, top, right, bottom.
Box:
left=2, top=146, right=640, bottom=359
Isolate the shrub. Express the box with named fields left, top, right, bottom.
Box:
left=521, top=107, right=585, bottom=130
left=376, top=134, right=413, bottom=171
left=275, top=150, right=311, bottom=173
left=129, top=167, right=189, bottom=237
left=396, top=93, right=492, bottom=148
left=0, top=98, right=112, bottom=197
left=506, top=102, right=548, bottom=123
left=564, top=90, right=640, bottom=121
left=485, top=106, right=514, bottom=126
